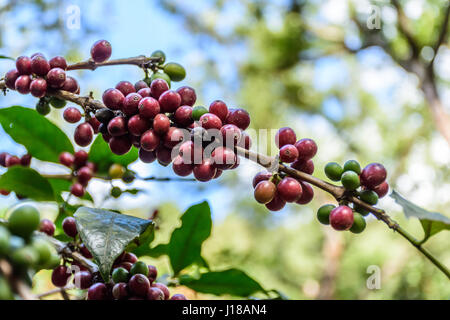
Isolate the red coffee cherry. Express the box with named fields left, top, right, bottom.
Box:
left=129, top=274, right=151, bottom=297
left=147, top=287, right=164, bottom=300
left=128, top=115, right=150, bottom=136
left=147, top=265, right=158, bottom=283
left=20, top=154, right=32, bottom=166
left=164, top=127, right=185, bottom=148
left=61, top=76, right=79, bottom=93
left=15, top=75, right=32, bottom=94
left=0, top=152, right=8, bottom=167
left=252, top=172, right=273, bottom=188
left=139, top=97, right=160, bottom=119
left=74, top=123, right=94, bottom=147
left=172, top=156, right=194, bottom=177
left=276, top=127, right=297, bottom=148
left=109, top=136, right=132, bottom=155
left=360, top=163, right=387, bottom=188
left=296, top=182, right=314, bottom=205
left=153, top=114, right=171, bottom=135
left=156, top=145, right=173, bottom=166
left=88, top=117, right=101, bottom=134
left=112, top=283, right=129, bottom=300
left=16, top=56, right=32, bottom=75
left=87, top=283, right=108, bottom=300
left=277, top=177, right=303, bottom=203
left=239, top=132, right=252, bottom=150
left=49, top=56, right=67, bottom=70
left=370, top=181, right=389, bottom=198
left=265, top=192, right=286, bottom=212
left=115, top=81, right=136, bottom=96
left=73, top=271, right=92, bottom=290
left=209, top=100, right=228, bottom=122
left=47, top=68, right=66, bottom=88
left=122, top=93, right=142, bottom=116
left=139, top=149, right=156, bottom=164
left=134, top=80, right=148, bottom=91
left=193, top=159, right=217, bottom=182
left=141, top=130, right=161, bottom=152
left=39, top=219, right=55, bottom=236
left=122, top=252, right=138, bottom=264
left=138, top=87, right=151, bottom=97
left=31, top=55, right=50, bottom=76
left=291, top=159, right=314, bottom=175
left=74, top=150, right=89, bottom=168
left=71, top=183, right=85, bottom=197
left=171, top=294, right=187, bottom=300
left=0, top=190, right=10, bottom=196
left=51, top=265, right=71, bottom=287
left=5, top=155, right=21, bottom=167
left=150, top=79, right=169, bottom=99
left=200, top=113, right=223, bottom=130
left=79, top=244, right=93, bottom=259
left=226, top=108, right=250, bottom=130
left=103, top=88, right=125, bottom=110
left=279, top=144, right=299, bottom=163
left=179, top=141, right=201, bottom=164
left=177, top=86, right=197, bottom=106
left=90, top=40, right=112, bottom=63
left=152, top=283, right=170, bottom=300
left=212, top=147, right=236, bottom=170
left=62, top=217, right=78, bottom=237
left=254, top=180, right=277, bottom=204
left=63, top=107, right=82, bottom=123
left=330, top=206, right=354, bottom=231
left=77, top=166, right=93, bottom=186
left=174, top=106, right=193, bottom=127
left=59, top=152, right=75, bottom=167
left=221, top=124, right=241, bottom=146
left=5, top=69, right=20, bottom=90
left=29, top=78, right=48, bottom=98
left=295, top=139, right=318, bottom=160
left=118, top=262, right=133, bottom=272
left=158, top=90, right=181, bottom=113
left=108, top=116, right=128, bottom=137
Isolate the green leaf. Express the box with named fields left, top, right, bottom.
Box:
left=391, top=190, right=450, bottom=243
left=134, top=243, right=169, bottom=258
left=123, top=188, right=144, bottom=195
left=0, top=106, right=74, bottom=163
left=74, top=207, right=154, bottom=281
left=0, top=55, right=14, bottom=60
left=168, top=201, right=212, bottom=275
left=0, top=167, right=54, bottom=201
left=88, top=135, right=138, bottom=174
left=179, top=269, right=266, bottom=297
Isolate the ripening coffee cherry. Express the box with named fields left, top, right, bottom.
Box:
left=254, top=181, right=277, bottom=204
left=360, top=163, right=387, bottom=188
left=77, top=166, right=93, bottom=186
left=341, top=171, right=360, bottom=191
left=295, top=139, right=317, bottom=160
left=209, top=100, right=228, bottom=122
left=324, top=162, right=343, bottom=182
left=350, top=212, right=366, bottom=234
left=16, top=56, right=32, bottom=75
left=15, top=75, right=32, bottom=94
left=147, top=287, right=165, bottom=300
left=158, top=90, right=181, bottom=113
left=153, top=283, right=170, bottom=300
left=61, top=76, right=79, bottom=93
left=330, top=206, right=354, bottom=231
left=134, top=80, right=148, bottom=91
left=31, top=55, right=50, bottom=76
left=147, top=265, right=157, bottom=283
left=130, top=261, right=149, bottom=277
left=141, top=130, right=160, bottom=152
left=156, top=145, right=173, bottom=166
left=171, top=294, right=187, bottom=300
left=129, top=274, right=151, bottom=297
left=79, top=243, right=93, bottom=259
left=5, top=69, right=20, bottom=90
left=360, top=190, right=379, bottom=205
left=102, top=88, right=125, bottom=110
left=51, top=265, right=71, bottom=287
left=177, top=86, right=197, bottom=106
left=39, top=219, right=55, bottom=236
left=87, top=283, right=108, bottom=300
left=73, top=271, right=92, bottom=289
left=317, top=204, right=336, bottom=225
left=277, top=177, right=303, bottom=203
left=47, top=67, right=66, bottom=88
left=59, top=152, right=74, bottom=167
left=200, top=113, right=222, bottom=130
left=95, top=108, right=115, bottom=124
left=296, top=182, right=314, bottom=205
left=226, top=108, right=250, bottom=130
left=153, top=114, right=171, bottom=135
left=73, top=150, right=89, bottom=168
left=49, top=56, right=67, bottom=70
left=174, top=106, right=193, bottom=127
left=139, top=97, right=160, bottom=119
left=220, top=124, right=241, bottom=146
left=0, top=152, right=8, bottom=167
left=370, top=181, right=389, bottom=198
left=128, top=115, right=150, bottom=136
left=275, top=127, right=297, bottom=148
left=118, top=262, right=133, bottom=272
left=115, top=81, right=136, bottom=96
left=150, top=79, right=169, bottom=99
left=74, top=123, right=94, bottom=147
left=193, top=159, right=217, bottom=182
left=252, top=172, right=272, bottom=188
left=71, top=183, right=85, bottom=197
left=173, top=156, right=194, bottom=177
left=138, top=87, right=151, bottom=97
left=109, top=136, right=132, bottom=155
left=62, top=217, right=78, bottom=238
left=122, top=93, right=142, bottom=116
left=164, top=127, right=185, bottom=148
left=108, top=116, right=128, bottom=137
left=63, top=107, right=82, bottom=123
left=112, top=283, right=129, bottom=300
left=212, top=147, right=236, bottom=170
left=291, top=159, right=314, bottom=175
left=138, top=149, right=156, bottom=164
left=123, top=252, right=138, bottom=264
left=279, top=145, right=299, bottom=163
left=163, top=62, right=186, bottom=82
left=5, top=155, right=21, bottom=167
left=29, top=78, right=47, bottom=98
left=343, top=160, right=361, bottom=175
left=89, top=117, right=101, bottom=134
left=36, top=99, right=51, bottom=115
left=90, top=40, right=112, bottom=63
left=265, top=192, right=286, bottom=212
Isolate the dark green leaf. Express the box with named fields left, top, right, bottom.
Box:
left=0, top=106, right=74, bottom=163
left=0, top=55, right=14, bottom=60
left=74, top=207, right=154, bottom=281
left=0, top=167, right=54, bottom=201
left=179, top=269, right=266, bottom=297
left=168, top=201, right=212, bottom=275
left=88, top=135, right=138, bottom=174
left=391, top=190, right=450, bottom=243
left=134, top=243, right=169, bottom=258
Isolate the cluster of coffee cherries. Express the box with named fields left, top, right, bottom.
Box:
left=0, top=205, right=60, bottom=300
left=49, top=217, right=186, bottom=300
left=58, top=150, right=97, bottom=198
left=252, top=127, right=317, bottom=211
left=0, top=152, right=32, bottom=197
left=316, top=161, right=389, bottom=233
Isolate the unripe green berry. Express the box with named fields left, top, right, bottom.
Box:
left=343, top=160, right=361, bottom=175
left=0, top=226, right=11, bottom=256
left=360, top=190, right=379, bottom=205
left=354, top=204, right=370, bottom=217
left=350, top=212, right=366, bottom=234
left=163, top=62, right=186, bottom=82
left=122, top=171, right=135, bottom=184
left=0, top=276, right=13, bottom=300
left=111, top=187, right=122, bottom=198
left=112, top=267, right=130, bottom=284
left=341, top=171, right=360, bottom=191
left=36, top=100, right=51, bottom=115
left=324, top=162, right=343, bottom=181
left=192, top=106, right=209, bottom=121
left=130, top=261, right=149, bottom=277
left=317, top=204, right=335, bottom=225
left=11, top=246, right=39, bottom=267
left=31, top=238, right=53, bottom=265
left=49, top=97, right=67, bottom=109
left=151, top=50, right=166, bottom=65
left=8, top=205, right=40, bottom=239
left=150, top=72, right=171, bottom=87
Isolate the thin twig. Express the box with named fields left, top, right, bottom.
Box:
left=67, top=55, right=162, bottom=71
left=36, top=285, right=76, bottom=299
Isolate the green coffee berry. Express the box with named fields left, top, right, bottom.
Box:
left=324, top=162, right=343, bottom=181
left=360, top=190, right=379, bottom=205
left=317, top=204, right=335, bottom=225
left=151, top=72, right=171, bottom=87
left=341, top=171, right=360, bottom=191
left=130, top=261, right=149, bottom=277
left=151, top=50, right=166, bottom=65
left=350, top=212, right=366, bottom=234
left=192, top=106, right=209, bottom=121
left=112, top=267, right=130, bottom=284
left=49, top=97, right=67, bottom=109
left=343, top=160, right=361, bottom=175
left=163, top=62, right=186, bottom=82
left=354, top=204, right=370, bottom=217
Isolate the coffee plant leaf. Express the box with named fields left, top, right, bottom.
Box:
left=179, top=269, right=267, bottom=297
left=391, top=190, right=450, bottom=243
left=134, top=243, right=169, bottom=258
left=88, top=135, right=138, bottom=174
left=0, top=167, right=54, bottom=201
left=0, top=106, right=74, bottom=163
left=74, top=207, right=154, bottom=281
